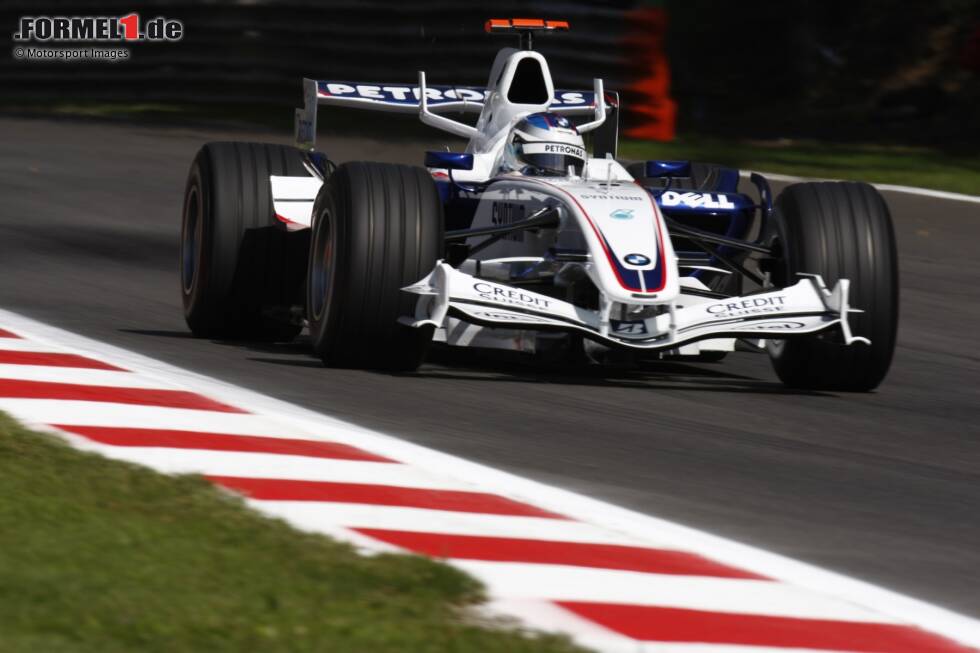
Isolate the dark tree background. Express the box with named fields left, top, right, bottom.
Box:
left=668, top=0, right=980, bottom=146
left=3, top=0, right=978, bottom=148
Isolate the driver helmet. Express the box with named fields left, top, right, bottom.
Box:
left=502, top=112, right=587, bottom=177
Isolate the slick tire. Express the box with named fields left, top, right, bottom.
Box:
left=766, top=182, right=898, bottom=391
left=180, top=142, right=310, bottom=341
left=307, top=162, right=443, bottom=371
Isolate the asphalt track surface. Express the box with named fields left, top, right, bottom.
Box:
left=2, top=117, right=978, bottom=616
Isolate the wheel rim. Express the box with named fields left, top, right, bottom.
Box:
left=310, top=209, right=333, bottom=321
left=181, top=184, right=202, bottom=295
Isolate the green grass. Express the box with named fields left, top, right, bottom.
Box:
left=0, top=414, right=585, bottom=653
left=620, top=135, right=980, bottom=196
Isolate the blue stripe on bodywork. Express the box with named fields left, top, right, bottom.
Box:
left=642, top=265, right=665, bottom=291
left=598, top=232, right=646, bottom=292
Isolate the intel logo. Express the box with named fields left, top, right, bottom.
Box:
left=610, top=208, right=634, bottom=220
left=623, top=253, right=650, bottom=266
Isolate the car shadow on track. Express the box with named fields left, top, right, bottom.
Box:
left=119, top=327, right=324, bottom=368
left=118, top=328, right=831, bottom=397
left=413, top=348, right=831, bottom=397
left=120, top=328, right=198, bottom=339
left=412, top=367, right=830, bottom=397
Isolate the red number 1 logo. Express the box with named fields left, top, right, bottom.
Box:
left=119, top=14, right=139, bottom=40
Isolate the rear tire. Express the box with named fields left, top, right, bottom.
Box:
left=180, top=142, right=309, bottom=341
left=306, top=162, right=443, bottom=370
left=766, top=182, right=898, bottom=391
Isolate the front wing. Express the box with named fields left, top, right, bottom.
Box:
left=401, top=263, right=870, bottom=352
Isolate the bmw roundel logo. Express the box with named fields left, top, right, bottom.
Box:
left=623, top=253, right=650, bottom=266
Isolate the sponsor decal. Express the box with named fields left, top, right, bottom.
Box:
left=611, top=320, right=648, bottom=335
left=753, top=321, right=807, bottom=330
left=544, top=143, right=583, bottom=157
left=316, top=82, right=591, bottom=107
left=609, top=208, right=634, bottom=220
left=623, top=253, right=651, bottom=266
left=320, top=82, right=483, bottom=102
left=473, top=282, right=552, bottom=310
left=522, top=142, right=586, bottom=159
left=579, top=193, right=644, bottom=201
left=550, top=92, right=588, bottom=106
left=706, top=295, right=787, bottom=318
left=660, top=191, right=736, bottom=210
left=530, top=113, right=576, bottom=130
left=474, top=310, right=549, bottom=323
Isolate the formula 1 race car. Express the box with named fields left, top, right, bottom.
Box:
left=179, top=18, right=898, bottom=391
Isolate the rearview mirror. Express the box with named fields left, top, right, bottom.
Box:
left=424, top=151, right=474, bottom=171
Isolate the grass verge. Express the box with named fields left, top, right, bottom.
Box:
left=619, top=136, right=980, bottom=196
left=5, top=100, right=976, bottom=195
left=0, top=413, right=584, bottom=653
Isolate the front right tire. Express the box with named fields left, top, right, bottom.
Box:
left=766, top=182, right=899, bottom=391
left=180, top=142, right=308, bottom=340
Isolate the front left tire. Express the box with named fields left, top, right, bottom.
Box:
left=306, top=161, right=444, bottom=370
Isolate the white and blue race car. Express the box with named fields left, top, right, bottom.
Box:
left=180, top=18, right=898, bottom=391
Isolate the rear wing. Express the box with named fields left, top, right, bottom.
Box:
left=294, top=78, right=619, bottom=152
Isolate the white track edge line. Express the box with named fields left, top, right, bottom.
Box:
left=1, top=308, right=978, bottom=648
left=739, top=170, right=980, bottom=204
